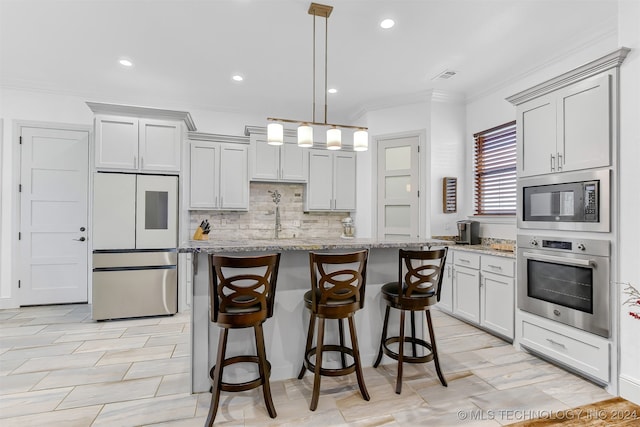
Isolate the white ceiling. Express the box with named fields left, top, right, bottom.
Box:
left=0, top=0, right=619, bottom=124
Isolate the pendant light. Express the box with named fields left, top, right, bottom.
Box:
left=266, top=3, right=368, bottom=150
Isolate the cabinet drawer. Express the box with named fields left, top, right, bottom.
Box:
left=481, top=256, right=514, bottom=277
left=453, top=251, right=480, bottom=269
left=520, top=316, right=609, bottom=383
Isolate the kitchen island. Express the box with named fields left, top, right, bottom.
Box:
left=181, top=238, right=449, bottom=393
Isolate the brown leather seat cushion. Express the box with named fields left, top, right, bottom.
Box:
left=381, top=282, right=436, bottom=299
left=303, top=289, right=357, bottom=306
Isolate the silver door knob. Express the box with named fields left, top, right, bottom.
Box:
left=73, top=237, right=86, bottom=242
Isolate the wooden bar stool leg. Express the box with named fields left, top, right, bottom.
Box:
left=410, top=311, right=417, bottom=357
left=348, top=316, right=370, bottom=401
left=338, top=318, right=347, bottom=368
left=426, top=309, right=447, bottom=387
left=373, top=305, right=390, bottom=368
left=310, top=317, right=325, bottom=411
left=254, top=322, right=277, bottom=418
left=396, top=309, right=405, bottom=394
left=298, top=313, right=316, bottom=379
left=206, top=328, right=229, bottom=427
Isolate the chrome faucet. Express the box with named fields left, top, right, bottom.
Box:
left=268, top=190, right=282, bottom=239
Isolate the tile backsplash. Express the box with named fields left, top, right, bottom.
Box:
left=189, top=182, right=347, bottom=240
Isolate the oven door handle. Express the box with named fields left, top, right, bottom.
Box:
left=522, top=252, right=594, bottom=267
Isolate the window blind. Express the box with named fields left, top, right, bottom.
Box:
left=474, top=121, right=516, bottom=215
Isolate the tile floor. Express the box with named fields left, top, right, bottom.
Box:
left=0, top=304, right=613, bottom=426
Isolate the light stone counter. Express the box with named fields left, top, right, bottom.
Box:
left=184, top=238, right=450, bottom=393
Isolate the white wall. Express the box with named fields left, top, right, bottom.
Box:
left=0, top=88, right=265, bottom=307
left=617, top=0, right=640, bottom=405
left=465, top=34, right=619, bottom=241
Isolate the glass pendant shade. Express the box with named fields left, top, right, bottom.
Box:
left=353, top=130, right=368, bottom=151
left=267, top=123, right=284, bottom=145
left=297, top=125, right=314, bottom=147
left=326, top=127, right=341, bottom=150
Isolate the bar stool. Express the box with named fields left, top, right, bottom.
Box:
left=373, top=248, right=448, bottom=394
left=206, top=253, right=281, bottom=426
left=297, top=250, right=370, bottom=411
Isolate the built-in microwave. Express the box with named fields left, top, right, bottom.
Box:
left=517, top=169, right=610, bottom=232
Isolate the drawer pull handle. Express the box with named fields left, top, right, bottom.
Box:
left=546, top=338, right=566, bottom=349
left=487, top=264, right=502, bottom=270
left=460, top=259, right=470, bottom=263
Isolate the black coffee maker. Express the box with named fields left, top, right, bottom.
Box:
left=456, top=220, right=480, bottom=245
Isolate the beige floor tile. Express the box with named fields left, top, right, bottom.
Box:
left=32, top=363, right=131, bottom=390
left=95, top=345, right=175, bottom=366
left=91, top=393, right=198, bottom=426
left=472, top=359, right=566, bottom=390
left=12, top=351, right=105, bottom=374
left=0, top=371, right=48, bottom=395
left=532, top=372, right=615, bottom=408
left=0, top=325, right=47, bottom=338
left=392, top=399, right=502, bottom=426
left=0, top=333, right=64, bottom=352
left=58, top=376, right=161, bottom=409
left=0, top=341, right=82, bottom=361
left=122, top=323, right=185, bottom=337
left=156, top=372, right=191, bottom=396
left=0, top=405, right=102, bottom=427
left=125, top=355, right=189, bottom=380
left=53, top=329, right=126, bottom=343
left=0, top=386, right=73, bottom=418
left=74, top=336, right=149, bottom=353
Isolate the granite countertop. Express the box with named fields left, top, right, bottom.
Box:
left=447, top=243, right=516, bottom=258
left=179, top=237, right=451, bottom=253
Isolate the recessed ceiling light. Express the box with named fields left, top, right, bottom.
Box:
left=380, top=19, right=395, bottom=29
left=328, top=88, right=338, bottom=94
left=118, top=58, right=133, bottom=67
left=232, top=75, right=244, bottom=82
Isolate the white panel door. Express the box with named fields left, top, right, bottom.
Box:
left=93, top=173, right=136, bottom=249
left=95, top=116, right=138, bottom=170
left=559, top=73, right=611, bottom=172
left=377, top=135, right=419, bottom=239
left=250, top=137, right=279, bottom=180
left=306, top=150, right=333, bottom=210
left=333, top=152, right=356, bottom=211
left=135, top=175, right=178, bottom=249
left=280, top=141, right=307, bottom=182
left=518, top=95, right=556, bottom=177
left=189, top=142, right=218, bottom=209
left=20, top=126, right=89, bottom=305
left=219, top=143, right=249, bottom=209
left=139, top=119, right=181, bottom=172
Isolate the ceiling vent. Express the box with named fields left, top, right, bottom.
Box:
left=432, top=70, right=457, bottom=80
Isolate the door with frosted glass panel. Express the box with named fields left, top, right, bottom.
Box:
left=377, top=136, right=420, bottom=239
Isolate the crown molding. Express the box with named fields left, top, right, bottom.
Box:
left=86, top=101, right=197, bottom=131
left=506, top=47, right=630, bottom=106
left=187, top=132, right=249, bottom=144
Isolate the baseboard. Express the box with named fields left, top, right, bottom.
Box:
left=619, top=375, right=640, bottom=405
left=0, top=297, right=19, bottom=310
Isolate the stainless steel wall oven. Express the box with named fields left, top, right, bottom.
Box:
left=517, top=234, right=610, bottom=337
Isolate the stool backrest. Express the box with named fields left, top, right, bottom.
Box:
left=309, top=250, right=369, bottom=309
left=398, top=248, right=448, bottom=302
left=209, top=253, right=281, bottom=325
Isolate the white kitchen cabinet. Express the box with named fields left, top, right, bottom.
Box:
left=519, top=310, right=609, bottom=383
left=189, top=141, right=248, bottom=210
left=480, top=255, right=515, bottom=339
left=249, top=135, right=308, bottom=182
left=453, top=262, right=481, bottom=324
left=305, top=150, right=356, bottom=211
left=446, top=249, right=515, bottom=340
left=517, top=73, right=611, bottom=177
left=438, top=252, right=454, bottom=313
left=95, top=115, right=182, bottom=173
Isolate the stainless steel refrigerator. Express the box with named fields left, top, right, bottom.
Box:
left=92, top=172, right=178, bottom=320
